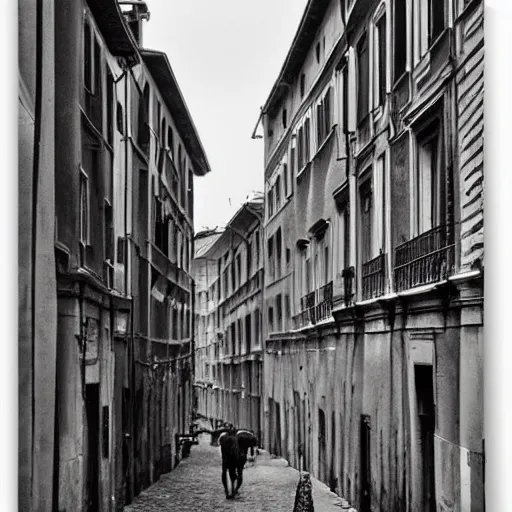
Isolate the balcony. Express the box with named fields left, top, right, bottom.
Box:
left=394, top=225, right=455, bottom=292
left=361, top=253, right=386, bottom=300
left=316, top=281, right=333, bottom=321
left=294, top=281, right=333, bottom=329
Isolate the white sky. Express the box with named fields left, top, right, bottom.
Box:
left=143, top=0, right=308, bottom=232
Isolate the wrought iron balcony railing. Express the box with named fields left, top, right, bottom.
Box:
left=294, top=281, right=333, bottom=329
left=394, top=225, right=455, bottom=292
left=361, top=253, right=386, bottom=300
left=316, top=281, right=333, bottom=321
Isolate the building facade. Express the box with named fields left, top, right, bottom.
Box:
left=193, top=198, right=264, bottom=440
left=19, top=1, right=210, bottom=510
left=19, top=0, right=57, bottom=510
left=257, top=0, right=484, bottom=511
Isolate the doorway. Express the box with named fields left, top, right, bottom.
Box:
left=415, top=364, right=436, bottom=512
left=85, top=384, right=100, bottom=512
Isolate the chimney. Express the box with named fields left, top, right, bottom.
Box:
left=118, top=1, right=150, bottom=47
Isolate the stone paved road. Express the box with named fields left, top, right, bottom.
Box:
left=123, top=434, right=342, bottom=511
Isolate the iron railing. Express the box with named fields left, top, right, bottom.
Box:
left=316, top=281, right=333, bottom=321
left=295, top=281, right=333, bottom=328
left=394, top=225, right=454, bottom=292
left=362, top=253, right=386, bottom=300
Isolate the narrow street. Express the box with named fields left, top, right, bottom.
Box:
left=123, top=433, right=341, bottom=512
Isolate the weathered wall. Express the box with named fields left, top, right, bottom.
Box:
left=264, top=293, right=483, bottom=512
left=456, top=1, right=484, bottom=272
left=19, top=0, right=57, bottom=509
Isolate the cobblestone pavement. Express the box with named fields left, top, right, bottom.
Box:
left=124, top=434, right=342, bottom=511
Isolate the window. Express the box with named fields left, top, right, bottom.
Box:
left=289, top=142, right=295, bottom=196
left=324, top=244, right=329, bottom=284
left=237, top=318, right=243, bottom=354
left=316, top=87, right=332, bottom=146
left=276, top=294, right=283, bottom=331
left=420, top=0, right=445, bottom=56
left=245, top=315, right=252, bottom=353
left=80, top=171, right=90, bottom=245
left=298, top=116, right=311, bottom=171
left=359, top=178, right=373, bottom=264
left=394, top=0, right=407, bottom=79
left=268, top=236, right=275, bottom=280
left=304, top=117, right=311, bottom=162
left=247, top=242, right=252, bottom=279
left=282, top=108, right=287, bottom=128
left=106, top=68, right=114, bottom=145
left=284, top=295, right=291, bottom=331
left=104, top=199, right=114, bottom=262
left=116, top=102, right=124, bottom=134
left=268, top=189, right=274, bottom=218
left=372, top=156, right=386, bottom=257
left=357, top=33, right=370, bottom=123
left=167, top=126, right=174, bottom=159
left=300, top=73, right=306, bottom=97
left=255, top=231, right=260, bottom=266
left=254, top=308, right=260, bottom=344
left=275, top=176, right=281, bottom=208
left=268, top=306, right=274, bottom=332
left=94, top=38, right=102, bottom=93
left=306, top=257, right=312, bottom=293
left=286, top=248, right=291, bottom=270
left=316, top=42, right=321, bottom=63
left=188, top=170, right=194, bottom=218
left=283, top=163, right=288, bottom=197
left=138, top=83, right=150, bottom=151
left=161, top=117, right=166, bottom=146
left=430, top=0, right=445, bottom=43
left=236, top=253, right=242, bottom=289
left=336, top=203, right=350, bottom=274
left=276, top=228, right=282, bottom=279
left=231, top=259, right=236, bottom=293
left=342, top=64, right=349, bottom=132
left=375, top=13, right=387, bottom=108
left=416, top=126, right=441, bottom=235
left=298, top=126, right=304, bottom=170
left=157, top=102, right=161, bottom=139
left=230, top=323, right=236, bottom=354
left=83, top=19, right=92, bottom=92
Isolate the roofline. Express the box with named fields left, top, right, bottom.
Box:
left=140, top=49, right=212, bottom=176
left=259, top=0, right=331, bottom=119
left=87, top=0, right=140, bottom=63
left=199, top=202, right=263, bottom=258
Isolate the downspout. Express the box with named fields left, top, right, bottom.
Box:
left=190, top=278, right=196, bottom=430
left=115, top=59, right=136, bottom=501
left=123, top=64, right=130, bottom=299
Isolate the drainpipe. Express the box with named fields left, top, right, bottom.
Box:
left=190, top=278, right=196, bottom=431
left=114, top=60, right=136, bottom=503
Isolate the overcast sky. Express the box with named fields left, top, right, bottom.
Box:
left=143, top=0, right=308, bottom=232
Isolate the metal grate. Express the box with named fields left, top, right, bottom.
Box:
left=362, top=253, right=386, bottom=300
left=394, top=225, right=454, bottom=292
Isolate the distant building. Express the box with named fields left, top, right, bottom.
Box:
left=19, top=0, right=210, bottom=510
left=256, top=0, right=484, bottom=511
left=193, top=199, right=264, bottom=439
